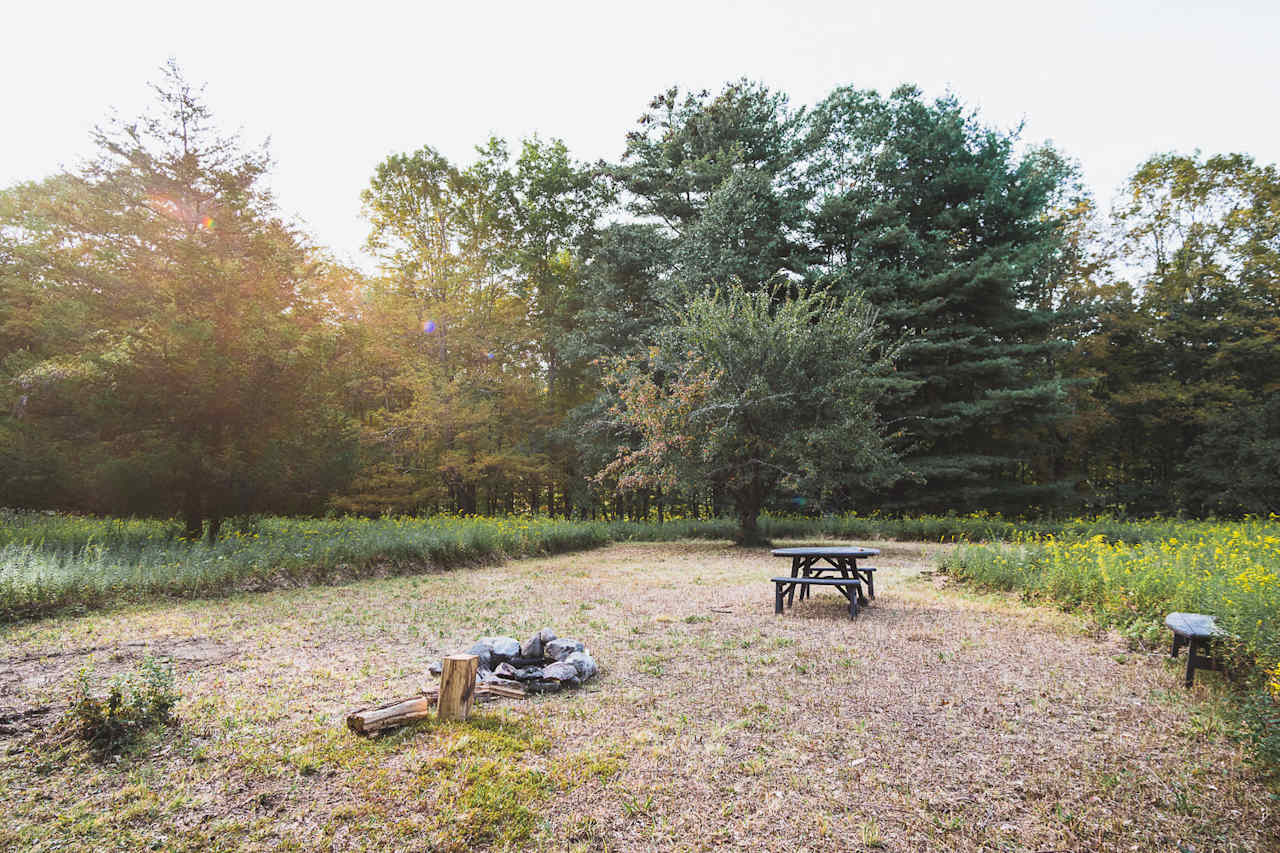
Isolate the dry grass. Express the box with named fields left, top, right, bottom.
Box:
left=1, top=540, right=1276, bottom=851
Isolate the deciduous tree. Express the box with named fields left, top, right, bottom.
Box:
left=599, top=283, right=899, bottom=543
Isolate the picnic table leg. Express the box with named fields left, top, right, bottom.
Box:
left=796, top=556, right=817, bottom=601
left=840, top=558, right=870, bottom=605
left=837, top=580, right=859, bottom=618
left=775, top=581, right=785, bottom=615
left=787, top=561, right=803, bottom=607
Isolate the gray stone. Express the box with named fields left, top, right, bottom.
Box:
left=514, top=666, right=544, bottom=682
left=544, top=638, right=585, bottom=661
left=542, top=661, right=581, bottom=686
left=486, top=636, right=520, bottom=660
left=494, top=662, right=519, bottom=679
left=428, top=661, right=442, bottom=677
left=564, top=651, right=597, bottom=681
left=537, top=628, right=557, bottom=644
left=464, top=642, right=494, bottom=671
left=520, top=634, right=544, bottom=659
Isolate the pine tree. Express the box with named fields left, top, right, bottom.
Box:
left=0, top=61, right=357, bottom=536
left=805, top=85, right=1075, bottom=512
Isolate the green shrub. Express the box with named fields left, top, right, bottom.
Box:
left=67, top=656, right=179, bottom=751
left=1238, top=686, right=1280, bottom=771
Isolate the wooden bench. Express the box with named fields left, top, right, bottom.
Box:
left=1166, top=612, right=1229, bottom=687
left=772, top=576, right=864, bottom=619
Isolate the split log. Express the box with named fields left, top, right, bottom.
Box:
left=478, top=682, right=526, bottom=700
left=346, top=681, right=526, bottom=736
left=438, top=654, right=479, bottom=721
left=346, top=694, right=436, bottom=735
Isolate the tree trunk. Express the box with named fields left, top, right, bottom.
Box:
left=735, top=506, right=764, bottom=545
left=182, top=490, right=204, bottom=541
left=733, top=479, right=769, bottom=546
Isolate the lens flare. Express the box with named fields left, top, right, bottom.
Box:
left=423, top=320, right=436, bottom=334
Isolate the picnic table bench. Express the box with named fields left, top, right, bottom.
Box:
left=771, top=546, right=880, bottom=619
left=1166, top=612, right=1230, bottom=687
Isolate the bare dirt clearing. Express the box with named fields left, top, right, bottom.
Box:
left=1, top=541, right=1275, bottom=851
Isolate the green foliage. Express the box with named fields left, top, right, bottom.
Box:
left=1067, top=152, right=1280, bottom=516
left=67, top=656, right=179, bottom=752
left=353, top=135, right=606, bottom=517
left=1238, top=686, right=1280, bottom=770
left=0, top=61, right=358, bottom=536
left=4, top=66, right=1278, bottom=525
left=615, top=80, right=808, bottom=291
left=806, top=85, right=1077, bottom=513
left=0, top=508, right=1207, bottom=620
left=600, top=283, right=899, bottom=543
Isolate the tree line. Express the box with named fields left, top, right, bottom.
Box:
left=2, top=63, right=1277, bottom=537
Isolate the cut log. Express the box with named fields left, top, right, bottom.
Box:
left=478, top=682, right=526, bottom=700
left=346, top=679, right=526, bottom=736
left=437, top=654, right=479, bottom=721
left=346, top=694, right=436, bottom=735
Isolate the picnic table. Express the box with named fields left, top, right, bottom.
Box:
left=770, top=546, right=880, bottom=618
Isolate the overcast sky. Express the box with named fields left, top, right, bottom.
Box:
left=5, top=0, right=1278, bottom=269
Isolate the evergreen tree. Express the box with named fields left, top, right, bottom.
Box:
left=0, top=62, right=357, bottom=536
left=613, top=80, right=810, bottom=291
left=805, top=85, right=1076, bottom=513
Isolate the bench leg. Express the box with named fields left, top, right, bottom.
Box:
left=1171, top=633, right=1186, bottom=658
left=1184, top=638, right=1222, bottom=688
left=775, top=583, right=786, bottom=615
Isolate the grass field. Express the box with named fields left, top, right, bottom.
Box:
left=0, top=510, right=1241, bottom=622
left=1, top=540, right=1277, bottom=851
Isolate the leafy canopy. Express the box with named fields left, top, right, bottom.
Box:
left=600, top=282, right=899, bottom=542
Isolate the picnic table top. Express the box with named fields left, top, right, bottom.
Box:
left=771, top=546, right=880, bottom=558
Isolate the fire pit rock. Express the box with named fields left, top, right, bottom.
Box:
left=545, top=638, right=585, bottom=661
left=432, top=628, right=598, bottom=694
left=484, top=636, right=522, bottom=661
left=564, top=650, right=597, bottom=681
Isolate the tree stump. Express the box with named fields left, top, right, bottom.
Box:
left=437, top=654, right=479, bottom=721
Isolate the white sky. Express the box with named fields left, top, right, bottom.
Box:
left=5, top=0, right=1278, bottom=270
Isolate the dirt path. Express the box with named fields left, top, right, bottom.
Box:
left=1, top=541, right=1275, bottom=851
